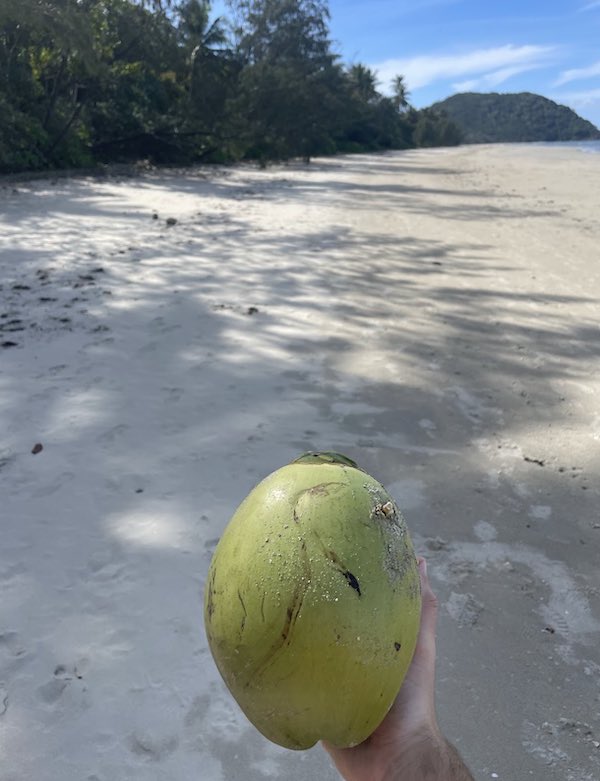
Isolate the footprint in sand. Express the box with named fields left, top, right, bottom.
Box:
left=138, top=341, right=158, bottom=355
left=0, top=632, right=29, bottom=682
left=128, top=731, right=179, bottom=761
left=0, top=631, right=26, bottom=658
left=0, top=562, right=27, bottom=584
left=37, top=661, right=89, bottom=707
left=96, top=424, right=129, bottom=444
left=84, top=549, right=128, bottom=584
left=183, top=686, right=248, bottom=755
left=445, top=592, right=484, bottom=628
left=31, top=471, right=76, bottom=498
left=0, top=452, right=15, bottom=472
left=161, top=386, right=184, bottom=402
left=37, top=677, right=69, bottom=704
left=203, top=538, right=220, bottom=557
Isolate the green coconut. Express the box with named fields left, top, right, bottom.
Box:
left=203, top=452, right=421, bottom=750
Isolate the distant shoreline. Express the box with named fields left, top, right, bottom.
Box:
left=532, top=139, right=600, bottom=154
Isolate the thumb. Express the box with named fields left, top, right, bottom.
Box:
left=416, top=557, right=438, bottom=663
left=384, top=556, right=439, bottom=730
left=406, top=557, right=438, bottom=704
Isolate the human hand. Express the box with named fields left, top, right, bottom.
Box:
left=323, top=557, right=444, bottom=781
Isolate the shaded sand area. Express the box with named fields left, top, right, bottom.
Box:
left=1, top=145, right=599, bottom=780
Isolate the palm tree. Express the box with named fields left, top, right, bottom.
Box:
left=178, top=0, right=227, bottom=52
left=392, top=74, right=410, bottom=112
left=176, top=0, right=227, bottom=102
left=348, top=63, right=379, bottom=104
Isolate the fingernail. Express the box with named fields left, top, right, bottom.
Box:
left=418, top=557, right=427, bottom=575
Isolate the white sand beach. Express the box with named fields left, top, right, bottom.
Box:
left=1, top=144, right=599, bottom=780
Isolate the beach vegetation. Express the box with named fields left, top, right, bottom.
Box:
left=0, top=0, right=463, bottom=173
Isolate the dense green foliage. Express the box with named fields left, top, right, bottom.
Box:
left=0, top=0, right=462, bottom=173
left=431, top=92, right=600, bottom=144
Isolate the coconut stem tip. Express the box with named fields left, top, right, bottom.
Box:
left=292, top=452, right=361, bottom=469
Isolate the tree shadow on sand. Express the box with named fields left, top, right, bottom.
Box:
left=1, top=154, right=599, bottom=781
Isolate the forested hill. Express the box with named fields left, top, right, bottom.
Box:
left=430, top=92, right=600, bottom=144
left=0, top=0, right=462, bottom=174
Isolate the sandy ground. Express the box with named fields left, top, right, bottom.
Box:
left=1, top=144, right=599, bottom=781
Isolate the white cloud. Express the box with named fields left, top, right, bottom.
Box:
left=554, top=60, right=600, bottom=86
left=453, top=78, right=479, bottom=92
left=555, top=88, right=600, bottom=107
left=580, top=1, right=600, bottom=10
left=453, top=64, right=543, bottom=92
left=373, top=44, right=556, bottom=92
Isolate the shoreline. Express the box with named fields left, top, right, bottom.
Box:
left=1, top=137, right=598, bottom=187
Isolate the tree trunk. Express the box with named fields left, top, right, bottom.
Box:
left=43, top=53, right=68, bottom=130
left=45, top=100, right=84, bottom=157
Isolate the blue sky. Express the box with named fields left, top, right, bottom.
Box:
left=326, top=0, right=600, bottom=126
left=212, top=0, right=600, bottom=127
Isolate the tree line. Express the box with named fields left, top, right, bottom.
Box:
left=0, top=0, right=463, bottom=173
